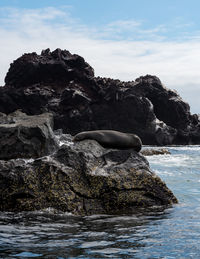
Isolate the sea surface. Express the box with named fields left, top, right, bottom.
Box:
left=1, top=146, right=200, bottom=258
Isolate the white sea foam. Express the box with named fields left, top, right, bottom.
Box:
left=143, top=145, right=200, bottom=151
left=147, top=154, right=186, bottom=165
left=169, top=146, right=200, bottom=151
left=58, top=140, right=72, bottom=146
left=54, top=132, right=74, bottom=147
left=147, top=153, right=199, bottom=169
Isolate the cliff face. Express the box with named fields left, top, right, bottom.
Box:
left=1, top=48, right=200, bottom=145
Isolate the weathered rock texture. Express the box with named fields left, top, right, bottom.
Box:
left=1, top=48, right=199, bottom=145
left=0, top=133, right=177, bottom=215
left=0, top=110, right=58, bottom=159
left=141, top=148, right=171, bottom=156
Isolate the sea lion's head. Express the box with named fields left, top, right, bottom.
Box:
left=129, top=134, right=142, bottom=152
left=73, top=132, right=86, bottom=142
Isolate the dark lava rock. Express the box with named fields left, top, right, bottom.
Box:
left=1, top=48, right=200, bottom=145
left=0, top=135, right=177, bottom=215
left=141, top=148, right=171, bottom=156
left=5, top=48, right=94, bottom=88
left=0, top=110, right=58, bottom=160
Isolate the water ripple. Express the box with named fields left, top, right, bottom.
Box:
left=1, top=147, right=200, bottom=258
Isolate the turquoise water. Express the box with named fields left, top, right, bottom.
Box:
left=1, top=146, right=200, bottom=258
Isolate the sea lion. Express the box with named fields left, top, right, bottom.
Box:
left=73, top=130, right=142, bottom=152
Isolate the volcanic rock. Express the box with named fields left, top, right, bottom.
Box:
left=5, top=48, right=94, bottom=88
left=0, top=134, right=177, bottom=215
left=141, top=148, right=171, bottom=156
left=0, top=110, right=58, bottom=160
left=0, top=48, right=200, bottom=145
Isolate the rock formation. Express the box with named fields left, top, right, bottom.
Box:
left=0, top=110, right=58, bottom=160
left=0, top=48, right=199, bottom=145
left=141, top=148, right=171, bottom=156
left=0, top=113, right=177, bottom=215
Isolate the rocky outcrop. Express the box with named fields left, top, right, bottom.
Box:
left=0, top=127, right=177, bottom=215
left=0, top=48, right=199, bottom=145
left=133, top=75, right=200, bottom=144
left=5, top=48, right=94, bottom=89
left=0, top=110, right=58, bottom=160
left=141, top=148, right=171, bottom=156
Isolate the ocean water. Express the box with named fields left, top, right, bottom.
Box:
left=1, top=146, right=200, bottom=259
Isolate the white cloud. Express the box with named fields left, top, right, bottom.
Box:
left=0, top=7, right=200, bottom=114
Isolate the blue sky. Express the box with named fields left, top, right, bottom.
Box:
left=0, top=0, right=200, bottom=113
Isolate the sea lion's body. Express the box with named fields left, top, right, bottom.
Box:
left=73, top=130, right=142, bottom=152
